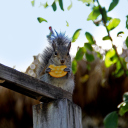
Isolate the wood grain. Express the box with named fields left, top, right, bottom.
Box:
left=33, top=99, right=82, bottom=128
left=0, top=63, right=72, bottom=102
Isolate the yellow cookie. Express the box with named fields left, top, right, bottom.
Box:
left=48, top=65, right=67, bottom=78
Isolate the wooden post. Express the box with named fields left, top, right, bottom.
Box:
left=33, top=99, right=82, bottom=128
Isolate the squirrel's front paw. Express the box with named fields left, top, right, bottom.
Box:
left=45, top=68, right=51, bottom=73
left=64, top=68, right=71, bottom=77
left=64, top=68, right=71, bottom=72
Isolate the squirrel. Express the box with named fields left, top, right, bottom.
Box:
left=37, top=29, right=75, bottom=94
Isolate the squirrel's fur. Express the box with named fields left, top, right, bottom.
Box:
left=37, top=31, right=75, bottom=93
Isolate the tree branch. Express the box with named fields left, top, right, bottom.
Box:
left=96, top=0, right=127, bottom=75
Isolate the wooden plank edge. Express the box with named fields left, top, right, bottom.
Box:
left=0, top=63, right=72, bottom=102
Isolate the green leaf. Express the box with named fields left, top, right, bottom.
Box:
left=107, top=18, right=120, bottom=31
left=115, top=69, right=124, bottom=77
left=103, top=111, right=118, bottom=128
left=75, top=47, right=86, bottom=61
left=87, top=6, right=100, bottom=21
left=52, top=1, right=57, bottom=11
left=87, top=64, right=91, bottom=70
left=86, top=3, right=90, bottom=6
left=84, top=43, right=93, bottom=51
left=112, top=60, right=123, bottom=77
left=117, top=31, right=124, bottom=37
left=126, top=71, right=128, bottom=76
left=85, top=32, right=95, bottom=44
left=110, top=55, right=118, bottom=61
left=97, top=52, right=103, bottom=59
left=126, top=15, right=128, bottom=29
left=118, top=102, right=126, bottom=109
left=72, top=59, right=77, bottom=74
left=67, top=0, right=72, bottom=11
left=37, top=17, right=48, bottom=23
left=72, top=29, right=82, bottom=42
left=119, top=101, right=128, bottom=116
left=85, top=53, right=94, bottom=62
left=123, top=92, right=128, bottom=102
left=43, top=2, right=48, bottom=8
left=101, top=7, right=107, bottom=23
left=102, top=35, right=111, bottom=40
left=66, top=21, right=69, bottom=27
left=107, top=17, right=112, bottom=21
left=105, top=49, right=117, bottom=68
left=108, top=0, right=119, bottom=12
left=59, top=0, right=64, bottom=11
left=125, top=36, right=128, bottom=48
left=113, top=57, right=126, bottom=77
left=31, top=0, right=34, bottom=6
left=78, top=0, right=93, bottom=3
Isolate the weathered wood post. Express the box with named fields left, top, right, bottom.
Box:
left=33, top=99, right=82, bottom=128
left=0, top=63, right=82, bottom=128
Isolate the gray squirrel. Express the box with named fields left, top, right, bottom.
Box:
left=37, top=30, right=75, bottom=94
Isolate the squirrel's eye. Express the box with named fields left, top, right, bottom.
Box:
left=67, top=52, right=69, bottom=56
left=55, top=51, right=58, bottom=56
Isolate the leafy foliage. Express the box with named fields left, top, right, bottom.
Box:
left=125, top=36, right=128, bottom=48
left=67, top=0, right=72, bottom=11
left=75, top=47, right=86, bottom=61
left=107, top=18, right=120, bottom=31
left=101, top=7, right=107, bottom=23
left=52, top=1, right=57, bottom=11
left=119, top=101, right=128, bottom=116
left=85, top=53, right=94, bottom=62
left=78, top=0, right=93, bottom=3
left=126, top=15, right=128, bottom=29
left=97, top=52, right=103, bottom=59
left=107, top=17, right=112, bottom=21
left=37, top=17, right=47, bottom=23
left=59, top=0, right=64, bottom=11
left=105, top=49, right=117, bottom=68
left=31, top=0, right=34, bottom=6
left=84, top=43, right=93, bottom=51
left=103, top=111, right=118, bottom=128
left=123, top=92, right=128, bottom=101
left=108, top=0, right=119, bottom=12
left=102, top=35, right=111, bottom=40
left=72, top=29, right=82, bottom=42
left=85, top=32, right=95, bottom=44
left=72, top=59, right=77, bottom=74
left=66, top=21, right=69, bottom=27
left=43, top=2, right=48, bottom=8
left=117, top=31, right=124, bottom=37
left=118, top=92, right=128, bottom=116
left=112, top=60, right=124, bottom=77
left=87, top=6, right=100, bottom=21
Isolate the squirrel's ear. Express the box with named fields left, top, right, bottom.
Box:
left=52, top=41, right=56, bottom=51
left=67, top=42, right=71, bottom=51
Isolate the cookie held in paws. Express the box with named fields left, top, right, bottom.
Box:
left=48, top=65, right=67, bottom=78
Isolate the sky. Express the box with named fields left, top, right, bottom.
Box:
left=0, top=0, right=128, bottom=72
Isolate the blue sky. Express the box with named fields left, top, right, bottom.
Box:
left=0, top=0, right=128, bottom=71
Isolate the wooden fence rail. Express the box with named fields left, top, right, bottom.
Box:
left=0, top=63, right=82, bottom=128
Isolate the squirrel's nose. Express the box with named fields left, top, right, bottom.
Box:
left=60, top=59, right=65, bottom=64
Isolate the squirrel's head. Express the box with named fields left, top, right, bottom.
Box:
left=51, top=41, right=71, bottom=65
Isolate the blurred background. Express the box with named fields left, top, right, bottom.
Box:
left=0, top=0, right=128, bottom=127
